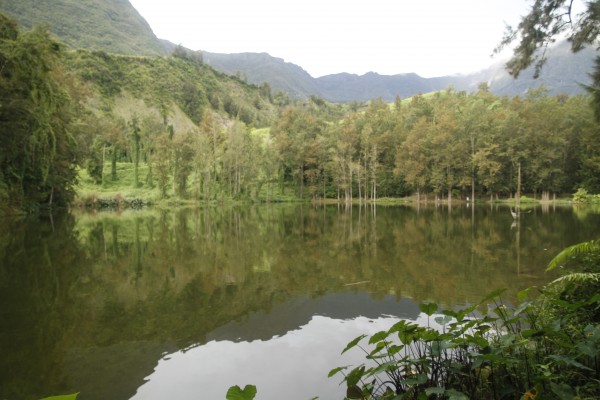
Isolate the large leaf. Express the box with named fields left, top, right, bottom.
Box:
left=345, top=365, right=366, bottom=388
left=226, top=385, right=257, bottom=400
left=445, top=389, right=469, bottom=400
left=342, top=334, right=367, bottom=354
left=419, top=302, right=438, bottom=316
left=369, top=330, right=389, bottom=344
left=40, top=395, right=79, bottom=400
left=346, top=385, right=363, bottom=399
left=479, top=288, right=507, bottom=304
left=425, top=387, right=446, bottom=396
left=327, top=366, right=349, bottom=378
left=550, top=383, right=576, bottom=400
left=548, top=354, right=593, bottom=371
left=435, top=315, right=453, bottom=326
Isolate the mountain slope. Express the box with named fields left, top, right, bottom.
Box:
left=199, top=41, right=595, bottom=102
left=203, top=51, right=322, bottom=98
left=0, top=0, right=165, bottom=56
left=2, top=0, right=594, bottom=101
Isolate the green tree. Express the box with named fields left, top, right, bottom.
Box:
left=197, top=110, right=224, bottom=199
left=128, top=116, right=142, bottom=188
left=0, top=14, right=77, bottom=210
left=396, top=117, right=430, bottom=202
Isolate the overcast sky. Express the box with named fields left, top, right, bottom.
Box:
left=128, top=0, right=578, bottom=78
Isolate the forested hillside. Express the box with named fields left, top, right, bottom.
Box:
left=1, top=12, right=599, bottom=213
left=0, top=0, right=165, bottom=55
left=0, top=14, right=280, bottom=212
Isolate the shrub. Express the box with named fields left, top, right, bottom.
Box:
left=331, top=239, right=600, bottom=399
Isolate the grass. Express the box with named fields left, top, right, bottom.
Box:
left=75, top=163, right=161, bottom=208
left=74, top=162, right=306, bottom=209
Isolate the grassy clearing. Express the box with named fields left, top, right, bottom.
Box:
left=75, top=163, right=161, bottom=208
left=74, top=162, right=305, bottom=209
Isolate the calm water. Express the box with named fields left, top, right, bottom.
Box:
left=1, top=204, right=599, bottom=400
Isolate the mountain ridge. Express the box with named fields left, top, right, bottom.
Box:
left=206, top=39, right=594, bottom=101
left=1, top=0, right=595, bottom=102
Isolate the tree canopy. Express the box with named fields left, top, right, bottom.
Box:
left=0, top=14, right=78, bottom=211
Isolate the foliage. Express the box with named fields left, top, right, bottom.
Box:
left=331, top=239, right=600, bottom=399
left=40, top=394, right=78, bottom=400
left=264, top=88, right=599, bottom=203
left=0, top=0, right=165, bottom=56
left=332, top=288, right=600, bottom=399
left=496, top=0, right=600, bottom=120
left=0, top=13, right=78, bottom=212
left=573, top=188, right=600, bottom=204
left=4, top=12, right=600, bottom=209
left=64, top=49, right=278, bottom=127
left=226, top=385, right=257, bottom=400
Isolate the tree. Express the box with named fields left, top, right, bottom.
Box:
left=171, top=130, right=195, bottom=197
left=128, top=116, right=142, bottom=188
left=498, top=0, right=600, bottom=119
left=396, top=117, right=430, bottom=202
left=197, top=110, right=224, bottom=199
left=0, top=14, right=78, bottom=210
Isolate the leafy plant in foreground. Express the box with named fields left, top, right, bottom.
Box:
left=331, top=277, right=600, bottom=399
left=226, top=384, right=257, bottom=400
left=225, top=239, right=600, bottom=399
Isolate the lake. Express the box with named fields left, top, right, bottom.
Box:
left=1, top=204, right=599, bottom=400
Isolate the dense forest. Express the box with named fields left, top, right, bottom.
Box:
left=1, top=13, right=600, bottom=213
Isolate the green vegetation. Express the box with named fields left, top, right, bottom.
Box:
left=0, top=0, right=165, bottom=56
left=497, top=0, right=600, bottom=120
left=2, top=13, right=600, bottom=212
left=226, top=385, right=257, bottom=400
left=263, top=86, right=600, bottom=205
left=329, top=241, right=600, bottom=399
left=0, top=14, right=78, bottom=212
left=40, top=394, right=78, bottom=400
left=573, top=188, right=600, bottom=204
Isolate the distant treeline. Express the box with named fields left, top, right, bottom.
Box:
left=275, top=86, right=600, bottom=203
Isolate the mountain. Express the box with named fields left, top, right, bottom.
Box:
left=0, top=0, right=165, bottom=56
left=203, top=51, right=322, bottom=99
left=2, top=0, right=594, bottom=101
left=314, top=72, right=451, bottom=102
left=480, top=41, right=595, bottom=97
left=210, top=40, right=595, bottom=102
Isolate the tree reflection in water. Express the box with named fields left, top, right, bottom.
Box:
left=1, top=205, right=598, bottom=399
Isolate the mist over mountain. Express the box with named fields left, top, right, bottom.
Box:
left=1, top=0, right=595, bottom=102
left=208, top=40, right=594, bottom=101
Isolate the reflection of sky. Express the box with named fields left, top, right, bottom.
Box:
left=133, top=315, right=411, bottom=400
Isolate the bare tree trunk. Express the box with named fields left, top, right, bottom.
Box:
left=516, top=162, right=522, bottom=211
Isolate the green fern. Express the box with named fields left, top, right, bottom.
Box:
left=548, top=272, right=600, bottom=289
left=546, top=239, right=600, bottom=271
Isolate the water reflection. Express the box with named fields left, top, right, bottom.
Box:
left=133, top=294, right=421, bottom=400
left=0, top=205, right=598, bottom=400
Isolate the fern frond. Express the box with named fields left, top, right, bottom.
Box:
left=548, top=272, right=600, bottom=287
left=546, top=239, right=600, bottom=271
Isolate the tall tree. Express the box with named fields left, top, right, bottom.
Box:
left=0, top=14, right=78, bottom=210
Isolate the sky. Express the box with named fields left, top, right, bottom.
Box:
left=128, top=0, right=575, bottom=78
